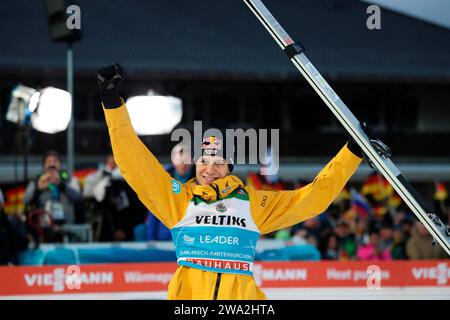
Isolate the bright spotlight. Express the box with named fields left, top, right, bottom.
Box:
left=125, top=94, right=182, bottom=135
left=6, top=85, right=72, bottom=134
left=31, top=87, right=72, bottom=134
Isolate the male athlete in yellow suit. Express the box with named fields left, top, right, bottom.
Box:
left=98, top=63, right=363, bottom=299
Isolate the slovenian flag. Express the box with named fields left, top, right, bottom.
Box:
left=350, top=188, right=372, bottom=218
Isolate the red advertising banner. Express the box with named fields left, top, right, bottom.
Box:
left=0, top=260, right=448, bottom=297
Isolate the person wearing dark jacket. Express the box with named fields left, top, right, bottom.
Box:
left=0, top=189, right=29, bottom=265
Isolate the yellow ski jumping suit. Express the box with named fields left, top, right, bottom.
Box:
left=103, top=104, right=362, bottom=300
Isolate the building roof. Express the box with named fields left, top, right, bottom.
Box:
left=1, top=0, right=450, bottom=80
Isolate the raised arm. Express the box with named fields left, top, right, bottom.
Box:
left=98, top=64, right=189, bottom=228
left=246, top=144, right=362, bottom=234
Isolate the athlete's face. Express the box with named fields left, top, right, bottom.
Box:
left=196, top=156, right=230, bottom=185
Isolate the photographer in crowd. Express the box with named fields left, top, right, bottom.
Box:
left=23, top=150, right=81, bottom=242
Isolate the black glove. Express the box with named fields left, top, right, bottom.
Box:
left=97, top=63, right=124, bottom=109
left=347, top=122, right=392, bottom=168
left=347, top=134, right=363, bottom=158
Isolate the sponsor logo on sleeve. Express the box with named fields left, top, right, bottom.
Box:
left=172, top=179, right=181, bottom=194
left=260, top=194, right=268, bottom=208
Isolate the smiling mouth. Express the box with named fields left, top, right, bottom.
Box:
left=202, top=176, right=217, bottom=183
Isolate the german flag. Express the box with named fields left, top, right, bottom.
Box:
left=362, top=172, right=393, bottom=201
left=434, top=182, right=448, bottom=201
left=246, top=172, right=285, bottom=191
left=373, top=204, right=388, bottom=217
left=3, top=186, right=26, bottom=215
left=73, top=168, right=97, bottom=188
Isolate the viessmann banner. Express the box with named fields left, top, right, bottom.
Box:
left=0, top=260, right=448, bottom=296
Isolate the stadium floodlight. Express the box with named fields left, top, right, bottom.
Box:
left=6, top=85, right=72, bottom=134
left=6, top=84, right=36, bottom=125
left=31, top=87, right=72, bottom=134
left=125, top=92, right=182, bottom=135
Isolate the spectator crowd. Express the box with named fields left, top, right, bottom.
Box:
left=0, top=147, right=448, bottom=265
left=261, top=172, right=449, bottom=261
